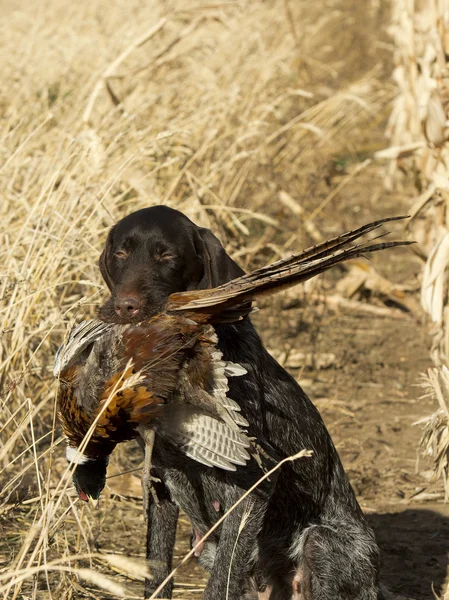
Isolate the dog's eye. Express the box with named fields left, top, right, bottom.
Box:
left=158, top=253, right=175, bottom=262
left=114, top=250, right=128, bottom=259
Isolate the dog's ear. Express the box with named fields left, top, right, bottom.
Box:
left=99, top=226, right=116, bottom=291
left=195, top=227, right=245, bottom=289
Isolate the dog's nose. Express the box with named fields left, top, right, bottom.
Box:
left=115, top=296, right=141, bottom=318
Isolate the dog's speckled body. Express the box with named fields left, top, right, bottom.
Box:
left=99, top=206, right=380, bottom=600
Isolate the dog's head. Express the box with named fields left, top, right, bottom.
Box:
left=98, top=206, right=244, bottom=323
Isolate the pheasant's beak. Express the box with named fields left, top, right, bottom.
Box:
left=77, top=489, right=99, bottom=509
left=78, top=490, right=100, bottom=509
left=88, top=495, right=99, bottom=509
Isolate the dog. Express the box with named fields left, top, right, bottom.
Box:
left=98, top=205, right=381, bottom=600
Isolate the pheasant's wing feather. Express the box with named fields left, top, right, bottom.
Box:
left=209, top=350, right=249, bottom=427
left=166, top=410, right=251, bottom=471
left=165, top=216, right=413, bottom=321
left=159, top=325, right=251, bottom=471
left=54, top=319, right=114, bottom=377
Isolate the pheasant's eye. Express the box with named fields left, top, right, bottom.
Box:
left=114, top=250, right=128, bottom=259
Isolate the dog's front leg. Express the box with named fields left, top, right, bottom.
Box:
left=144, top=478, right=179, bottom=599
left=204, top=495, right=265, bottom=600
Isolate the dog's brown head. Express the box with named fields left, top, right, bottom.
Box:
left=98, top=206, right=244, bottom=323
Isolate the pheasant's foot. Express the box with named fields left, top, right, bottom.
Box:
left=142, top=472, right=162, bottom=513
left=249, top=439, right=273, bottom=473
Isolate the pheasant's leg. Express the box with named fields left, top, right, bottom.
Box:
left=138, top=428, right=161, bottom=512
left=249, top=438, right=274, bottom=473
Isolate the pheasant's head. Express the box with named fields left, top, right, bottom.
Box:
left=66, top=447, right=109, bottom=503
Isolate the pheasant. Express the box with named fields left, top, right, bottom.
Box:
left=54, top=216, right=412, bottom=504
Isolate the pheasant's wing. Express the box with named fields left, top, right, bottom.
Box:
left=54, top=319, right=114, bottom=377
left=156, top=323, right=251, bottom=470
left=161, top=403, right=251, bottom=471
left=174, top=324, right=249, bottom=430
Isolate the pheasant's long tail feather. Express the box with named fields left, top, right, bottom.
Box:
left=165, top=216, right=413, bottom=322
left=235, top=215, right=408, bottom=279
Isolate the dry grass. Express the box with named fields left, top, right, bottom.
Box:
left=0, top=0, right=394, bottom=597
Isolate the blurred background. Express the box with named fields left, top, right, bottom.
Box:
left=2, top=0, right=449, bottom=598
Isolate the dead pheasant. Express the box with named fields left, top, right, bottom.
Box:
left=54, top=216, right=412, bottom=503
left=55, top=318, right=250, bottom=504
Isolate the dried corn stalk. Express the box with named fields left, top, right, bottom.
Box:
left=387, top=1, right=449, bottom=357
left=387, top=0, right=449, bottom=195
left=387, top=2, right=449, bottom=288
left=415, top=367, right=449, bottom=500
left=387, top=1, right=449, bottom=516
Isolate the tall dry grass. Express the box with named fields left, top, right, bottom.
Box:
left=0, top=0, right=393, bottom=597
